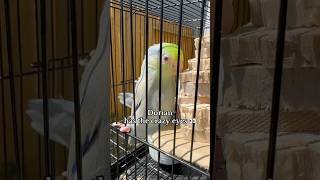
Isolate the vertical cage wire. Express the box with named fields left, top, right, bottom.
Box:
left=170, top=0, right=184, bottom=178
left=111, top=8, right=119, bottom=120
left=190, top=0, right=207, bottom=164
left=120, top=0, right=127, bottom=119
left=15, top=0, right=26, bottom=178
left=209, top=0, right=222, bottom=178
left=266, top=0, right=288, bottom=179
left=70, top=0, right=83, bottom=179
left=49, top=0, right=56, bottom=176
left=116, top=129, right=120, bottom=179
left=37, top=0, right=51, bottom=177
left=129, top=0, right=138, bottom=179
left=110, top=7, right=121, bottom=179
left=34, top=0, right=44, bottom=177
left=0, top=17, right=9, bottom=180
left=110, top=22, right=118, bottom=121
left=157, top=0, right=164, bottom=178
left=63, top=0, right=71, bottom=174
left=50, top=0, right=56, bottom=98
left=119, top=0, right=129, bottom=178
left=3, top=0, right=22, bottom=179
left=144, top=0, right=149, bottom=178
left=80, top=0, right=85, bottom=55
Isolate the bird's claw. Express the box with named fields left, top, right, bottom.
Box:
left=111, top=122, right=131, bottom=133
left=112, top=122, right=125, bottom=128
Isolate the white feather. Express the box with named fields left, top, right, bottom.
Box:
left=25, top=99, right=74, bottom=147
left=118, top=93, right=133, bottom=108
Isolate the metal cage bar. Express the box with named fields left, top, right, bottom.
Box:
left=157, top=0, right=165, bottom=178
left=3, top=0, right=23, bottom=179
left=171, top=0, right=184, bottom=178
left=36, top=0, right=52, bottom=177
left=70, top=0, right=83, bottom=179
left=129, top=0, right=138, bottom=178
left=119, top=0, right=129, bottom=178
left=0, top=17, right=9, bottom=180
left=120, top=0, right=126, bottom=117
left=266, top=0, right=288, bottom=179
left=190, top=0, right=207, bottom=164
left=16, top=0, right=26, bottom=177
left=49, top=0, right=57, bottom=176
left=209, top=0, right=222, bottom=178
left=34, top=0, right=44, bottom=177
left=144, top=0, right=150, bottom=178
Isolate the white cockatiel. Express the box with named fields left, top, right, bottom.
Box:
left=114, top=43, right=184, bottom=165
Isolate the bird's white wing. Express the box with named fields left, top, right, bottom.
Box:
left=126, top=64, right=160, bottom=144
left=25, top=99, right=74, bottom=147
left=118, top=92, right=133, bottom=108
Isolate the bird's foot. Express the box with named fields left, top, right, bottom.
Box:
left=111, top=122, right=131, bottom=133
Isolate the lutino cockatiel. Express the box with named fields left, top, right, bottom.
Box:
left=113, top=43, right=184, bottom=165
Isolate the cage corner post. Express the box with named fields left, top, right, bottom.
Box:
left=210, top=0, right=223, bottom=179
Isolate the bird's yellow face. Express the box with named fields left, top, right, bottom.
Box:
left=147, top=43, right=184, bottom=80
left=161, top=43, right=184, bottom=77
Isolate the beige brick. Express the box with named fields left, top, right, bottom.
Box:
left=204, top=30, right=210, bottom=37
left=194, top=36, right=210, bottom=50
left=249, top=0, right=320, bottom=28
left=195, top=47, right=210, bottom=59
left=224, top=133, right=320, bottom=180
left=223, top=66, right=320, bottom=110
left=187, top=58, right=210, bottom=70
left=216, top=108, right=320, bottom=135
left=178, top=95, right=210, bottom=104
left=179, top=70, right=210, bottom=83
left=180, top=82, right=210, bottom=97
left=221, top=27, right=320, bottom=68
left=179, top=103, right=210, bottom=130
